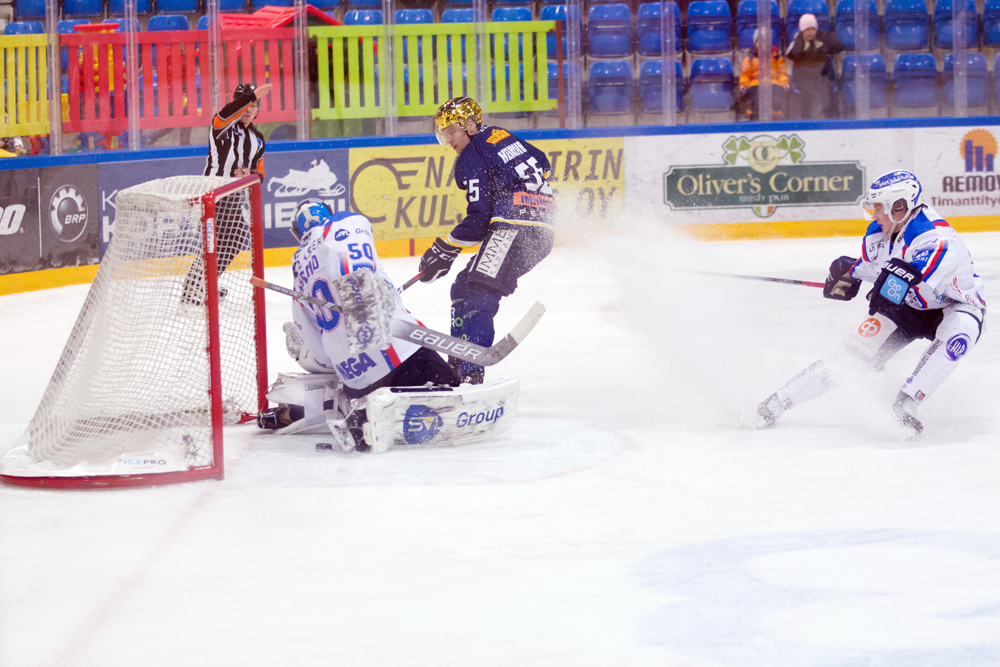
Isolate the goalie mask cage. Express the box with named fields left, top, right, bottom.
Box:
left=0, top=176, right=268, bottom=489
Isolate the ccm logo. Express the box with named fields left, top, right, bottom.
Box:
left=405, top=330, right=482, bottom=360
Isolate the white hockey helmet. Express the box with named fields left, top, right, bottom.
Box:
left=291, top=199, right=333, bottom=242
left=862, top=170, right=923, bottom=228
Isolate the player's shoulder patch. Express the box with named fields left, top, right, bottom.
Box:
left=485, top=127, right=511, bottom=144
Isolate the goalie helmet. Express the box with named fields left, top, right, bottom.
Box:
left=434, top=97, right=482, bottom=145
left=291, top=199, right=333, bottom=242
left=862, top=170, right=923, bottom=228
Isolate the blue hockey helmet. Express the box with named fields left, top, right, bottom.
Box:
left=291, top=199, right=333, bottom=242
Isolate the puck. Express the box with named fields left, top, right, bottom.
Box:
left=316, top=442, right=334, bottom=452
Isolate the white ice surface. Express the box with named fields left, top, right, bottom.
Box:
left=1, top=227, right=999, bottom=666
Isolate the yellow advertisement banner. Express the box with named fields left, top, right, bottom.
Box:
left=347, top=136, right=625, bottom=245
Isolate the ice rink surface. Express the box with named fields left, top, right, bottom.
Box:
left=2, top=226, right=999, bottom=666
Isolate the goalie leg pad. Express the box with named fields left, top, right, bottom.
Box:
left=362, top=378, right=520, bottom=453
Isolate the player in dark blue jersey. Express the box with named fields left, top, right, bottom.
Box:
left=418, top=97, right=555, bottom=384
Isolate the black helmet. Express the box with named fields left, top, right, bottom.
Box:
left=233, top=83, right=255, bottom=100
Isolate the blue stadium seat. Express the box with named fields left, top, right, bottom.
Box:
left=491, top=63, right=533, bottom=128
left=254, top=0, right=294, bottom=7
left=396, top=9, right=434, bottom=63
left=588, top=4, right=634, bottom=58
left=63, top=0, right=103, bottom=18
left=943, top=52, right=988, bottom=109
left=197, top=15, right=209, bottom=29
left=13, top=0, right=45, bottom=19
left=343, top=9, right=384, bottom=25
left=686, top=1, right=733, bottom=54
left=442, top=8, right=474, bottom=59
left=346, top=0, right=380, bottom=9
left=221, top=0, right=248, bottom=9
left=839, top=53, right=888, bottom=113
left=156, top=0, right=200, bottom=11
left=834, top=0, right=880, bottom=51
left=785, top=0, right=831, bottom=43
left=443, top=0, right=473, bottom=7
left=148, top=14, right=190, bottom=30
left=4, top=20, right=44, bottom=34
left=637, top=2, right=681, bottom=57
left=933, top=0, right=979, bottom=49
left=58, top=20, right=89, bottom=71
left=688, top=56, right=735, bottom=114
left=587, top=60, right=634, bottom=116
left=891, top=53, right=939, bottom=115
left=536, top=61, right=585, bottom=127
left=986, top=0, right=1000, bottom=46
left=638, top=59, right=684, bottom=117
left=540, top=5, right=584, bottom=58
left=491, top=7, right=532, bottom=59
left=104, top=17, right=140, bottom=31
left=109, top=0, right=152, bottom=14
left=884, top=0, right=930, bottom=51
left=735, top=0, right=780, bottom=50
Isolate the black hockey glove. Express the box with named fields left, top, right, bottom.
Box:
left=418, top=237, right=461, bottom=283
left=823, top=255, right=862, bottom=301
left=868, top=258, right=922, bottom=316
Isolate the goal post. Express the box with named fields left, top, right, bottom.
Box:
left=0, top=175, right=268, bottom=489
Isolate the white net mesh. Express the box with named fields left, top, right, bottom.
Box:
left=19, top=176, right=262, bottom=473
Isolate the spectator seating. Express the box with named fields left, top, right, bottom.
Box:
left=443, top=0, right=474, bottom=7
left=785, top=0, right=830, bottom=44
left=587, top=60, right=634, bottom=125
left=686, top=1, right=733, bottom=55
left=157, top=0, right=200, bottom=11
left=346, top=0, right=381, bottom=9
left=197, top=15, right=209, bottom=29
left=933, top=0, right=979, bottom=50
left=839, top=53, right=888, bottom=116
left=942, top=52, right=988, bottom=112
left=985, top=0, right=1000, bottom=48
left=441, top=8, right=474, bottom=59
left=492, top=63, right=534, bottom=130
left=4, top=20, right=44, bottom=34
left=688, top=56, right=735, bottom=121
left=104, top=18, right=141, bottom=31
left=148, top=14, right=190, bottom=30
left=891, top=52, right=939, bottom=116
left=834, top=0, right=880, bottom=51
left=343, top=9, right=384, bottom=25
left=13, top=0, right=45, bottom=19
left=588, top=4, right=634, bottom=58
left=995, top=54, right=1000, bottom=110
left=540, top=4, right=584, bottom=58
left=253, top=0, right=294, bottom=7
left=58, top=20, right=90, bottom=71
left=637, top=2, right=681, bottom=58
left=537, top=61, right=585, bottom=128
left=638, top=59, right=684, bottom=122
left=491, top=6, right=532, bottom=60
left=63, top=0, right=104, bottom=18
left=736, top=0, right=780, bottom=50
left=109, top=0, right=152, bottom=14
left=494, top=0, right=534, bottom=10
left=396, top=9, right=434, bottom=63
left=884, top=0, right=930, bottom=52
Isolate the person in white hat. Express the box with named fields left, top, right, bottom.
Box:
left=786, top=13, right=844, bottom=119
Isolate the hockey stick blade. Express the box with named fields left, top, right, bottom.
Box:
left=694, top=270, right=824, bottom=288
left=250, top=276, right=545, bottom=367
left=249, top=276, right=342, bottom=312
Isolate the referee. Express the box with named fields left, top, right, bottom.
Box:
left=182, top=82, right=273, bottom=306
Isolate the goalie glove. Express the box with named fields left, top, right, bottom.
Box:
left=868, top=258, right=922, bottom=316
left=823, top=255, right=862, bottom=301
left=418, top=238, right=461, bottom=283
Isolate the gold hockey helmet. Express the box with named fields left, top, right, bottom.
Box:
left=434, top=97, right=482, bottom=145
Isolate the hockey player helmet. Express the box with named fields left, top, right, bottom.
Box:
left=862, top=170, right=922, bottom=228
left=434, top=97, right=482, bottom=145
left=291, top=199, right=333, bottom=242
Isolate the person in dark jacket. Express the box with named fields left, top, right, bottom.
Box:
left=786, top=14, right=845, bottom=119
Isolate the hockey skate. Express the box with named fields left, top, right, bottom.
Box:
left=756, top=393, right=788, bottom=428
left=890, top=391, right=923, bottom=438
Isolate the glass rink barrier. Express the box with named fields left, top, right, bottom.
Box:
left=0, top=0, right=994, bottom=153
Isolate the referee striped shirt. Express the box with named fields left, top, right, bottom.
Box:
left=204, top=89, right=266, bottom=178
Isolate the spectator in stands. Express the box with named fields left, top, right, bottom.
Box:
left=738, top=29, right=790, bottom=120
left=0, top=135, right=26, bottom=157
left=786, top=13, right=844, bottom=119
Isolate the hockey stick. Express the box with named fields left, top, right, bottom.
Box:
left=398, top=273, right=423, bottom=293
left=695, top=270, right=824, bottom=288
left=250, top=276, right=546, bottom=367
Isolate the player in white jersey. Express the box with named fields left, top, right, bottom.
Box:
left=758, top=170, right=986, bottom=436
left=258, top=200, right=459, bottom=448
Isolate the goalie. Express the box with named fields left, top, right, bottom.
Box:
left=257, top=201, right=460, bottom=449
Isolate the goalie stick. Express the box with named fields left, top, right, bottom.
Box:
left=249, top=276, right=545, bottom=367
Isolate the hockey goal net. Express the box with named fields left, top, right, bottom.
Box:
left=0, top=176, right=268, bottom=488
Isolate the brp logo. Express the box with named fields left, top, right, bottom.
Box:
left=403, top=405, right=442, bottom=445
left=858, top=317, right=882, bottom=338
left=49, top=186, right=89, bottom=242
left=945, top=333, right=971, bottom=361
